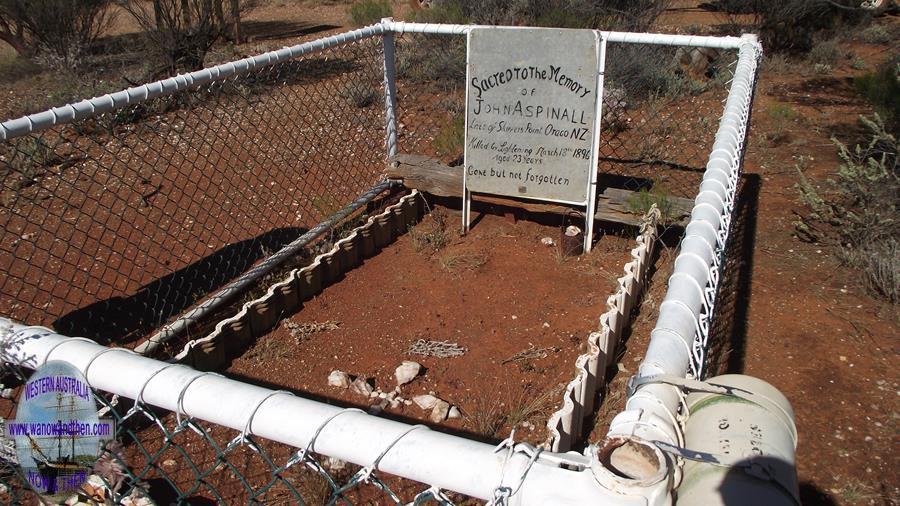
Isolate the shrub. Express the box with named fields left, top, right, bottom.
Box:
left=858, top=23, right=892, bottom=44
left=0, top=0, right=115, bottom=69
left=628, top=184, right=674, bottom=223
left=710, top=0, right=864, bottom=54
left=854, top=56, right=900, bottom=136
left=765, top=101, right=797, bottom=144
left=796, top=115, right=898, bottom=302
left=411, top=0, right=671, bottom=30
left=347, top=0, right=391, bottom=26
left=118, top=0, right=255, bottom=74
left=409, top=207, right=452, bottom=253
left=431, top=114, right=464, bottom=161
left=807, top=39, right=843, bottom=67
left=340, top=81, right=378, bottom=108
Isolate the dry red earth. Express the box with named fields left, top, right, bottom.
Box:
left=227, top=209, right=634, bottom=447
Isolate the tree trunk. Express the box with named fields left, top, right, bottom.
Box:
left=230, top=0, right=242, bottom=44
left=0, top=30, right=30, bottom=57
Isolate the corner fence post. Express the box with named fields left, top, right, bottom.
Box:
left=382, top=18, right=399, bottom=160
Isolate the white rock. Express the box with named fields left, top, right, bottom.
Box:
left=540, top=236, right=555, bottom=246
left=378, top=391, right=388, bottom=399
left=324, top=456, right=347, bottom=472
left=389, top=399, right=401, bottom=409
left=413, top=394, right=439, bottom=410
left=448, top=406, right=461, bottom=419
left=327, top=370, right=351, bottom=389
left=430, top=400, right=450, bottom=423
left=350, top=378, right=374, bottom=397
left=404, top=400, right=412, bottom=406
left=394, top=361, right=422, bottom=386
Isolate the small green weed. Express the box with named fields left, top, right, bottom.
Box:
left=431, top=114, right=464, bottom=161
left=765, top=102, right=797, bottom=144
left=348, top=0, right=392, bottom=26
left=628, top=185, right=674, bottom=223
left=409, top=207, right=452, bottom=254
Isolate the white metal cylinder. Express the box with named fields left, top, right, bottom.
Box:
left=677, top=375, right=798, bottom=506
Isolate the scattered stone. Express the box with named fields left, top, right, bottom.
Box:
left=448, top=406, right=461, bottom=419
left=394, top=361, right=422, bottom=386
left=403, top=400, right=412, bottom=406
left=540, top=236, right=555, bottom=246
left=350, top=378, right=374, bottom=397
left=327, top=370, right=351, bottom=389
left=163, top=459, right=177, bottom=467
left=369, top=391, right=379, bottom=399
left=378, top=391, right=388, bottom=399
left=324, top=456, right=347, bottom=472
left=413, top=394, right=439, bottom=410
left=542, top=322, right=550, bottom=329
left=430, top=400, right=451, bottom=423
left=389, top=399, right=401, bottom=409
left=616, top=363, right=628, bottom=373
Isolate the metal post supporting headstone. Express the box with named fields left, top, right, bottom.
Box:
left=583, top=34, right=608, bottom=253
left=382, top=18, right=399, bottom=160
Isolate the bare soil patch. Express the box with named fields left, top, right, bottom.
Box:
left=225, top=208, right=636, bottom=445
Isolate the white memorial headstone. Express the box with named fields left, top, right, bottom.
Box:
left=463, top=27, right=605, bottom=251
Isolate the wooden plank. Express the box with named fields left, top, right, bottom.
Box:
left=386, top=154, right=691, bottom=226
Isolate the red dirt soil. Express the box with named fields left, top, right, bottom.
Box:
left=226, top=208, right=635, bottom=446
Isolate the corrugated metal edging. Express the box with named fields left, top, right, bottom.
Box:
left=173, top=191, right=422, bottom=369
left=544, top=206, right=661, bottom=452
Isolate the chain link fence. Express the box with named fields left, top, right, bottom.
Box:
left=0, top=378, right=461, bottom=505
left=0, top=22, right=758, bottom=505
left=1, top=35, right=389, bottom=349
left=392, top=33, right=738, bottom=201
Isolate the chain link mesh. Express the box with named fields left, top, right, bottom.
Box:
left=392, top=34, right=738, bottom=202
left=1, top=37, right=389, bottom=348
left=0, top=372, right=462, bottom=505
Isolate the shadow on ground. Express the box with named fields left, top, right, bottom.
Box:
left=53, top=227, right=307, bottom=346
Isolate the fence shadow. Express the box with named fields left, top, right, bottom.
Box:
left=242, top=20, right=340, bottom=41
left=52, top=227, right=307, bottom=346
left=706, top=172, right=761, bottom=375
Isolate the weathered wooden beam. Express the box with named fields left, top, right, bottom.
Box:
left=386, top=154, right=692, bottom=226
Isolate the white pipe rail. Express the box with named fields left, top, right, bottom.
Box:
left=1, top=21, right=749, bottom=141
left=384, top=21, right=747, bottom=49
left=0, top=24, right=388, bottom=141
left=0, top=319, right=671, bottom=505
left=606, top=35, right=762, bottom=450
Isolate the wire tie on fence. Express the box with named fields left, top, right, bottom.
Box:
left=298, top=408, right=365, bottom=464
left=122, top=362, right=180, bottom=423
left=43, top=336, right=97, bottom=365
left=82, top=346, right=138, bottom=384
left=175, top=372, right=225, bottom=429
left=358, top=424, right=427, bottom=484
left=227, top=390, right=296, bottom=452
left=488, top=429, right=519, bottom=506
